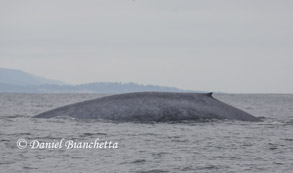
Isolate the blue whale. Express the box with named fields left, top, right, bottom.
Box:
left=34, top=92, right=260, bottom=122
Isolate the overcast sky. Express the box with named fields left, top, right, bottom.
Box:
left=0, top=0, right=292, bottom=93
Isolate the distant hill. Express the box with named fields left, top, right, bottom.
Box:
left=0, top=67, right=197, bottom=93
left=0, top=67, right=64, bottom=86
left=0, top=82, right=190, bottom=93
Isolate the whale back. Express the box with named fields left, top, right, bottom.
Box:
left=34, top=92, right=260, bottom=122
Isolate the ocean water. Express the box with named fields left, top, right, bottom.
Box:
left=0, top=93, right=293, bottom=173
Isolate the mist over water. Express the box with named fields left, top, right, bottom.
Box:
left=1, top=94, right=293, bottom=172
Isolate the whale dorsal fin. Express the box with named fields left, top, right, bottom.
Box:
left=203, top=92, right=213, bottom=98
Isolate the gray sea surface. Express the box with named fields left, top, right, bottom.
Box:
left=0, top=93, right=293, bottom=173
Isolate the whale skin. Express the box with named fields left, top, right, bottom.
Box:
left=34, top=92, right=260, bottom=122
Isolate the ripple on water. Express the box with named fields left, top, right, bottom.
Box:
left=1, top=94, right=293, bottom=172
